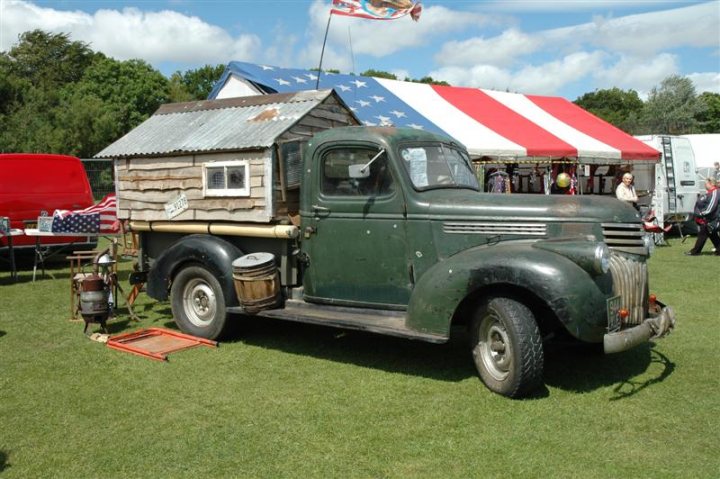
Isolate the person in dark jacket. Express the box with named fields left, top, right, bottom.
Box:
left=686, top=177, right=720, bottom=256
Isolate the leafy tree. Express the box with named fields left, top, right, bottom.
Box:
left=0, top=55, right=29, bottom=115
left=169, top=64, right=226, bottom=101
left=0, top=30, right=170, bottom=155
left=5, top=30, right=98, bottom=88
left=53, top=90, right=124, bottom=157
left=574, top=88, right=644, bottom=133
left=359, top=69, right=450, bottom=86
left=640, top=75, right=704, bottom=134
left=695, top=92, right=720, bottom=133
left=414, top=76, right=450, bottom=86
left=71, top=56, right=169, bottom=137
left=360, top=69, right=397, bottom=80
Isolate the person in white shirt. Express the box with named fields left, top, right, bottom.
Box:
left=615, top=172, right=638, bottom=207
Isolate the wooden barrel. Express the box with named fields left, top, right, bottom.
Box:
left=232, top=253, right=280, bottom=313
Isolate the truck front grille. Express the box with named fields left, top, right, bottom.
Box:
left=602, top=222, right=647, bottom=255
left=608, top=253, right=648, bottom=326
left=443, top=222, right=547, bottom=236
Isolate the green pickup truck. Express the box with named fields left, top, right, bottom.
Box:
left=134, top=126, right=675, bottom=397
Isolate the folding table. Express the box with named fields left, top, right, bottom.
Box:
left=0, top=228, right=24, bottom=281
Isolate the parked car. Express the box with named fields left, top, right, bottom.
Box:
left=0, top=153, right=97, bottom=253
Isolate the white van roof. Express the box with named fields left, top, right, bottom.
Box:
left=682, top=134, right=720, bottom=169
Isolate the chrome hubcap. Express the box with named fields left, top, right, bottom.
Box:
left=478, top=313, right=512, bottom=381
left=183, top=278, right=216, bottom=327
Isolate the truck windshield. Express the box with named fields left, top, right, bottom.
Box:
left=399, top=144, right=479, bottom=191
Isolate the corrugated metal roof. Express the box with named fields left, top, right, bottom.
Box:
left=95, top=90, right=337, bottom=158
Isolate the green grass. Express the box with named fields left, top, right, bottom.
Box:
left=0, top=238, right=718, bottom=478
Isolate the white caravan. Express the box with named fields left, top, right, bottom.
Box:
left=682, top=134, right=719, bottom=181
left=633, top=135, right=703, bottom=230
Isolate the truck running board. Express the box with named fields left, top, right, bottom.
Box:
left=227, top=300, right=448, bottom=344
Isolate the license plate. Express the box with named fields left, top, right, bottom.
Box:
left=164, top=193, right=189, bottom=219
left=606, top=295, right=622, bottom=331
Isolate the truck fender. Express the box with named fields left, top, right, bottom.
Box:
left=406, top=242, right=610, bottom=340
left=146, top=234, right=243, bottom=305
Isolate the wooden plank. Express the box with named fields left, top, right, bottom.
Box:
left=118, top=178, right=204, bottom=191
left=125, top=156, right=195, bottom=170
left=193, top=198, right=255, bottom=210
left=309, top=107, right=355, bottom=124
left=287, top=125, right=322, bottom=137
left=298, top=115, right=334, bottom=129
left=117, top=166, right=201, bottom=180
left=119, top=189, right=204, bottom=203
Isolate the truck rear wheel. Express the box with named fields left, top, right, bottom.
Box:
left=471, top=297, right=543, bottom=398
left=171, top=265, right=228, bottom=340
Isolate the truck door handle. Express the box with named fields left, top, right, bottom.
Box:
left=312, top=204, right=330, bottom=213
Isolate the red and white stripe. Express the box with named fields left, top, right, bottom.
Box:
left=377, top=78, right=660, bottom=162
left=55, top=193, right=119, bottom=233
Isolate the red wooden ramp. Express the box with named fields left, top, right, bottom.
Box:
left=106, top=328, right=217, bottom=361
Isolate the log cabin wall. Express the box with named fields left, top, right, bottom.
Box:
left=116, top=150, right=272, bottom=223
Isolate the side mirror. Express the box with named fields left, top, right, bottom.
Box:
left=348, top=164, right=370, bottom=179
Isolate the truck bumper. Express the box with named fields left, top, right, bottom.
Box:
left=603, top=304, right=676, bottom=354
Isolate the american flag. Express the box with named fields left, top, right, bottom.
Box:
left=331, top=0, right=422, bottom=21
left=208, top=61, right=662, bottom=161
left=51, top=193, right=119, bottom=234
left=210, top=61, right=441, bottom=133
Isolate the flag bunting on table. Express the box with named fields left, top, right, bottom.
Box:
left=331, top=0, right=422, bottom=21
left=51, top=193, right=119, bottom=234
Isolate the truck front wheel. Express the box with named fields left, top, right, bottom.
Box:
left=471, top=297, right=543, bottom=398
left=171, top=265, right=228, bottom=340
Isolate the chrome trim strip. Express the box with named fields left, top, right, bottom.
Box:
left=443, top=222, right=547, bottom=236
left=602, top=222, right=646, bottom=255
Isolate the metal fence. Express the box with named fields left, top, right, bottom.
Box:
left=81, top=159, right=115, bottom=200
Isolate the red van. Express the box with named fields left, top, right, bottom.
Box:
left=0, top=154, right=97, bottom=251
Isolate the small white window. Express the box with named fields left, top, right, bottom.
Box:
left=203, top=160, right=250, bottom=197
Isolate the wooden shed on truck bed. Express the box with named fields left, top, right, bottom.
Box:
left=95, top=90, right=358, bottom=224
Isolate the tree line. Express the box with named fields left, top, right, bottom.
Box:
left=1, top=30, right=717, bottom=158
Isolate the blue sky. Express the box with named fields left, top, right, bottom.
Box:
left=0, top=0, right=718, bottom=100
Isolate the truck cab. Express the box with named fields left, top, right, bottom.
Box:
left=136, top=126, right=675, bottom=398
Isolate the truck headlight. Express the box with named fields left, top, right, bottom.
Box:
left=533, top=239, right=612, bottom=277
left=594, top=243, right=611, bottom=274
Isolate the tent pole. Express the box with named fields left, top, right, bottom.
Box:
left=316, top=12, right=333, bottom=89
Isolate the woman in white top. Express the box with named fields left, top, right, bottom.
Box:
left=615, top=172, right=638, bottom=206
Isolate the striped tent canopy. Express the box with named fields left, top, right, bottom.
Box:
left=209, top=61, right=660, bottom=164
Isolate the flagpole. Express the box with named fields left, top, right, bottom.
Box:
left=316, top=11, right=333, bottom=90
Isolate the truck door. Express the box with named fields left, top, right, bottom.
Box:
left=301, top=145, right=411, bottom=307
left=666, top=137, right=701, bottom=214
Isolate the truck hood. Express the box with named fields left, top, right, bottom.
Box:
left=418, top=189, right=641, bottom=224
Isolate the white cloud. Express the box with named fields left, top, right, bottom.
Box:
left=688, top=72, right=720, bottom=94
left=430, top=51, right=607, bottom=95
left=541, top=2, right=719, bottom=56
left=428, top=1, right=718, bottom=96
left=435, top=29, right=541, bottom=68
left=511, top=51, right=607, bottom=94
left=594, top=53, right=679, bottom=98
left=427, top=65, right=514, bottom=92
left=480, top=0, right=701, bottom=13
left=390, top=68, right=410, bottom=81
left=0, top=0, right=260, bottom=64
